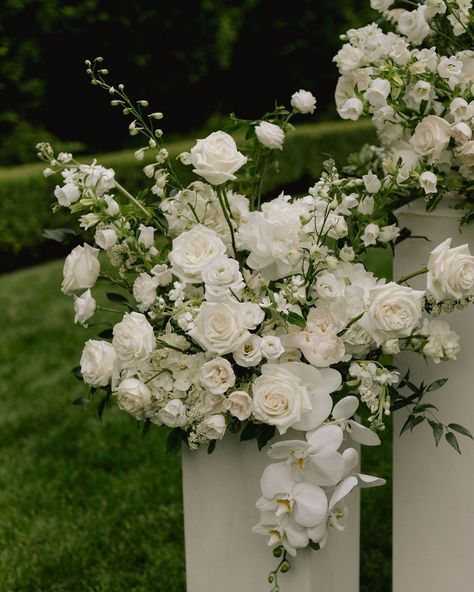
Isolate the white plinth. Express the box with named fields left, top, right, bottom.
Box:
left=182, top=432, right=360, bottom=592
left=393, top=199, right=474, bottom=592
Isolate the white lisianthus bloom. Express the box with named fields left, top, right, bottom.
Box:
left=112, top=312, right=155, bottom=368
left=189, top=131, right=247, bottom=185
left=397, top=7, right=430, bottom=45
left=261, top=335, right=285, bottom=360
left=189, top=301, right=250, bottom=355
left=419, top=171, right=438, bottom=194
left=364, top=78, right=391, bottom=108
left=338, top=97, right=364, bottom=120
left=362, top=171, right=382, bottom=194
left=80, top=339, right=117, bottom=387
left=74, top=289, right=96, bottom=326
left=95, top=227, right=118, bottom=250
left=54, top=183, right=81, bottom=207
left=201, top=414, right=227, bottom=440
left=360, top=282, right=425, bottom=345
left=427, top=238, right=474, bottom=301
left=255, top=121, right=285, bottom=150
left=138, top=224, right=155, bottom=249
left=362, top=223, right=380, bottom=246
left=233, top=334, right=263, bottom=367
left=379, top=224, right=401, bottom=243
left=116, top=378, right=151, bottom=421
left=224, top=391, right=253, bottom=420
left=62, top=244, right=100, bottom=295
left=409, top=115, right=451, bottom=161
left=157, top=399, right=187, bottom=427
left=202, top=254, right=245, bottom=301
left=133, top=272, right=159, bottom=312
left=291, top=89, right=317, bottom=114
left=420, top=318, right=460, bottom=363
left=169, top=225, right=227, bottom=283
left=200, top=357, right=235, bottom=395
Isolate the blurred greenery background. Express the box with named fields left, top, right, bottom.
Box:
left=0, top=1, right=392, bottom=591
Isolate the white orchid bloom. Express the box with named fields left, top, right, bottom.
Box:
left=252, top=510, right=309, bottom=556
left=330, top=395, right=381, bottom=446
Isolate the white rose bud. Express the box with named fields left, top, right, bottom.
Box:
left=157, top=399, right=187, bottom=428
left=427, top=238, right=474, bottom=302
left=291, top=89, right=317, bottom=114
left=62, top=244, right=100, bottom=295
left=261, top=335, right=285, bottom=360
left=54, top=183, right=81, bottom=207
left=80, top=339, right=117, bottom=387
left=74, top=289, right=96, bottom=326
left=200, top=357, right=236, bottom=395
left=116, top=378, right=151, bottom=421
left=419, top=171, right=438, bottom=194
left=255, top=121, right=285, bottom=150
left=189, top=131, right=247, bottom=185
left=95, top=227, right=118, bottom=250
left=112, top=312, right=155, bottom=368
left=201, top=413, right=227, bottom=440
left=409, top=115, right=451, bottom=161
left=224, top=391, right=253, bottom=421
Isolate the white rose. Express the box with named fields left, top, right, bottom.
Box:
left=261, top=335, right=285, bottom=360
left=362, top=171, right=382, bottom=194
left=409, top=115, right=451, bottom=161
left=382, top=338, right=400, bottom=355
left=291, top=89, right=317, bottom=114
left=379, top=224, right=401, bottom=243
left=397, top=7, right=430, bottom=45
left=157, top=398, right=187, bottom=428
left=364, top=78, right=391, bottom=108
left=169, top=225, right=227, bottom=283
left=296, top=330, right=345, bottom=368
left=95, top=227, right=117, bottom=250
left=451, top=122, right=472, bottom=144
left=61, top=244, right=100, bottom=295
left=54, top=183, right=81, bottom=207
left=200, top=357, right=236, bottom=395
left=202, top=255, right=245, bottom=301
left=80, top=339, right=117, bottom=387
left=316, top=273, right=344, bottom=302
left=362, top=223, right=380, bottom=246
left=240, top=302, right=265, bottom=330
left=420, top=318, right=460, bottom=363
left=201, top=414, right=227, bottom=440
left=360, top=282, right=425, bottom=345
left=224, top=391, right=253, bottom=420
left=255, top=121, right=285, bottom=150
left=189, top=301, right=250, bottom=355
left=112, top=312, right=155, bottom=368
left=74, top=289, right=96, bottom=326
left=138, top=224, right=155, bottom=249
left=419, top=171, right=438, bottom=194
left=189, top=131, right=247, bottom=185
left=233, top=334, right=263, bottom=367
left=116, top=378, right=151, bottom=421
left=427, top=238, right=474, bottom=301
left=338, top=98, right=364, bottom=121
left=133, top=273, right=159, bottom=312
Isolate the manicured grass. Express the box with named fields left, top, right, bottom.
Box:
left=0, top=260, right=391, bottom=591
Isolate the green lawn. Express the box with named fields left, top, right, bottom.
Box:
left=0, top=260, right=391, bottom=591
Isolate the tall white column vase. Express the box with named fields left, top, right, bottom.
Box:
left=181, top=432, right=360, bottom=592
left=393, top=199, right=474, bottom=592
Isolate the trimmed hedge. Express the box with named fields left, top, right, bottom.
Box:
left=0, top=120, right=376, bottom=270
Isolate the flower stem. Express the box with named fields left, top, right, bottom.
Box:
left=114, top=180, right=152, bottom=219
left=216, top=186, right=238, bottom=259
left=397, top=268, right=428, bottom=285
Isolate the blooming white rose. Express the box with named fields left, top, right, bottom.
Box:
left=61, top=244, right=100, bottom=295
left=360, top=282, right=425, bottom=345
left=116, top=378, right=151, bottom=421
left=296, top=330, right=345, bottom=368
left=261, top=335, right=285, bottom=360
left=133, top=273, right=159, bottom=312
left=338, top=98, right=364, bottom=121
left=80, top=339, right=117, bottom=387
left=112, top=312, right=155, bottom=368
left=138, top=224, right=155, bottom=249
left=240, top=302, right=265, bottom=330
left=427, top=238, right=474, bottom=301
left=201, top=414, right=227, bottom=440
left=409, top=115, right=451, bottom=161
left=54, top=183, right=81, bottom=207
left=420, top=318, right=460, bottom=363
left=233, top=334, right=263, bottom=367
left=224, top=391, right=253, bottom=420
left=189, top=301, right=250, bottom=355
left=157, top=398, right=187, bottom=428
left=189, top=131, right=247, bottom=185
left=255, top=121, right=285, bottom=150
left=169, top=225, right=227, bottom=283
left=291, top=89, right=316, bottom=114
left=364, top=78, right=391, bottom=108
left=200, top=357, right=235, bottom=395
left=74, top=289, right=96, bottom=326
left=95, top=227, right=118, bottom=250
left=316, top=273, right=344, bottom=302
left=202, top=255, right=245, bottom=301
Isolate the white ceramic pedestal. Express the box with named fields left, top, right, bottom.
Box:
left=182, top=432, right=360, bottom=592
left=393, top=200, right=474, bottom=592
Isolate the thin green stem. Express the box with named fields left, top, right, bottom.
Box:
left=216, top=186, right=238, bottom=259
left=398, top=268, right=428, bottom=285
left=97, top=306, right=125, bottom=314
left=114, top=180, right=152, bottom=219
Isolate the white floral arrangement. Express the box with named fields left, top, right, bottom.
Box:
left=335, top=0, right=474, bottom=221
left=38, top=43, right=474, bottom=590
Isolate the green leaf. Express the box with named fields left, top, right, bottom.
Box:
left=428, top=420, right=443, bottom=446
left=98, top=328, right=113, bottom=339
left=445, top=431, right=461, bottom=454
left=207, top=440, right=217, bottom=454
left=42, top=227, right=76, bottom=243
left=142, top=419, right=151, bottom=439
left=400, top=415, right=416, bottom=436
left=447, top=423, right=474, bottom=440
left=427, top=378, right=448, bottom=392
left=106, top=292, right=129, bottom=305
left=413, top=403, right=439, bottom=413
left=166, top=428, right=183, bottom=452
left=257, top=425, right=276, bottom=451
left=72, top=396, right=91, bottom=406
left=409, top=416, right=425, bottom=431
left=287, top=311, right=306, bottom=329
left=97, top=396, right=108, bottom=421
left=240, top=422, right=259, bottom=442
left=309, top=540, right=321, bottom=551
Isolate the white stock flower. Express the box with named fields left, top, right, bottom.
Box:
left=291, top=90, right=317, bottom=114
left=54, top=183, right=81, bottom=207
left=427, top=238, right=474, bottom=301
left=419, top=171, right=438, bottom=194
left=255, top=121, right=285, bottom=150
left=233, top=334, right=263, bottom=367
left=116, top=378, right=151, bottom=421
left=80, top=340, right=117, bottom=387
left=409, top=115, right=451, bottom=161
left=202, top=255, right=245, bottom=301
left=112, top=312, right=155, bottom=368
left=364, top=78, right=391, bottom=108
left=133, top=273, right=159, bottom=312
left=169, top=225, right=227, bottom=283
left=224, top=391, right=253, bottom=420
left=158, top=399, right=187, bottom=427
left=261, top=335, right=285, bottom=360
left=74, top=289, right=96, bottom=326
left=420, top=318, right=460, bottom=363
left=201, top=414, right=227, bottom=439
left=61, top=244, right=100, bottom=295
left=189, top=131, right=247, bottom=185
left=95, top=227, right=118, bottom=250
left=360, top=282, right=425, bottom=345
left=338, top=98, right=364, bottom=120
left=200, top=357, right=235, bottom=395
